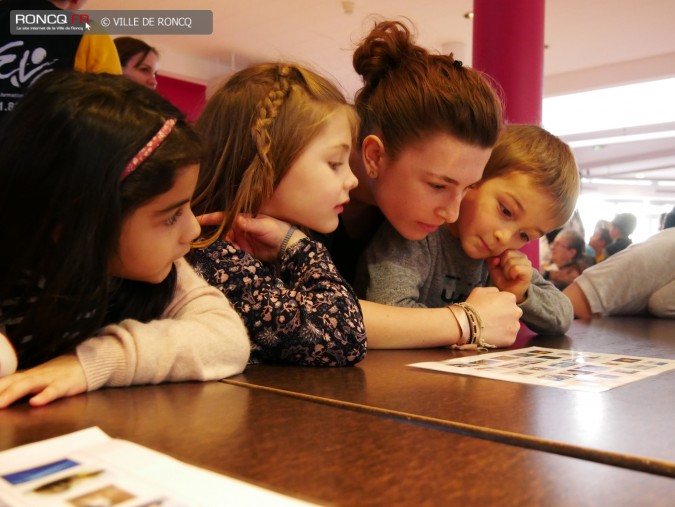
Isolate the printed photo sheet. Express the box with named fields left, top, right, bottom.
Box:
left=409, top=347, right=675, bottom=392
left=0, top=427, right=317, bottom=507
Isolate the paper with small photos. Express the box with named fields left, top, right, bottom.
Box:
left=0, top=427, right=317, bottom=507
left=409, top=347, right=675, bottom=392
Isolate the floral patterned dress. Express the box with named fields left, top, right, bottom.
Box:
left=190, top=237, right=367, bottom=367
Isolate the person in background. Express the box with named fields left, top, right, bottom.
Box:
left=114, top=36, right=159, bottom=90
left=0, top=0, right=122, bottom=121
left=542, top=228, right=589, bottom=290
left=0, top=71, right=249, bottom=407
left=357, top=125, right=579, bottom=341
left=567, top=209, right=586, bottom=238
left=539, top=227, right=562, bottom=269
left=189, top=63, right=367, bottom=367
left=564, top=226, right=675, bottom=319
left=588, top=220, right=612, bottom=264
left=662, top=206, right=675, bottom=230
left=658, top=212, right=667, bottom=231
left=605, top=212, right=637, bottom=257
left=325, top=20, right=523, bottom=349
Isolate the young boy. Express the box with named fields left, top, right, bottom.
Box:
left=355, top=124, right=580, bottom=338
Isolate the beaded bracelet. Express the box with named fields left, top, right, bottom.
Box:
left=278, top=225, right=298, bottom=260
left=449, top=302, right=497, bottom=350
left=456, top=302, right=480, bottom=345
left=459, top=302, right=498, bottom=350
left=477, top=336, right=497, bottom=351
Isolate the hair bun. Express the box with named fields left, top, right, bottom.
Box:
left=353, top=20, right=424, bottom=87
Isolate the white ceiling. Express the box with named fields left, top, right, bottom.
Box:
left=89, top=0, right=675, bottom=196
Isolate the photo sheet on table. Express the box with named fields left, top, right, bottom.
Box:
left=409, top=347, right=675, bottom=392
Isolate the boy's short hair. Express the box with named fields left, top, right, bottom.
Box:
left=482, top=124, right=580, bottom=227
left=611, top=213, right=637, bottom=236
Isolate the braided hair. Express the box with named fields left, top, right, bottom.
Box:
left=192, top=63, right=358, bottom=246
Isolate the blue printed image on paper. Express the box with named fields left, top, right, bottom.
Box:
left=3, top=458, right=79, bottom=485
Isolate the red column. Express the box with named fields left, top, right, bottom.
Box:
left=472, top=0, right=546, bottom=267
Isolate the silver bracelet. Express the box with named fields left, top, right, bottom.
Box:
left=278, top=225, right=298, bottom=260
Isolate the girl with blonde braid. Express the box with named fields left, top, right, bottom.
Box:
left=189, top=63, right=367, bottom=367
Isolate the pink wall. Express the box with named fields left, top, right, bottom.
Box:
left=156, top=74, right=206, bottom=123
left=473, top=0, right=546, bottom=270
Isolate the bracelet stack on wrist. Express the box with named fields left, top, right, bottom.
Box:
left=449, top=302, right=496, bottom=350
left=278, top=225, right=298, bottom=260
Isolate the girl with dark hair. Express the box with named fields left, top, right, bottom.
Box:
left=189, top=62, right=367, bottom=367
left=0, top=71, right=249, bottom=407
left=114, top=36, right=159, bottom=90
left=326, top=20, right=524, bottom=349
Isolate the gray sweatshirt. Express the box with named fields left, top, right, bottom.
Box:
left=356, top=221, right=573, bottom=335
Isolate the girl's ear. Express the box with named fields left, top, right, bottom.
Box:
left=361, top=135, right=385, bottom=179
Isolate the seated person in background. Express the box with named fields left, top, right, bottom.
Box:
left=588, top=220, right=612, bottom=264
left=542, top=228, right=590, bottom=290
left=605, top=212, right=637, bottom=257
left=114, top=36, right=159, bottom=90
left=564, top=227, right=675, bottom=319
left=663, top=206, right=675, bottom=230
left=539, top=227, right=561, bottom=269
left=0, top=0, right=122, bottom=122
left=658, top=212, right=668, bottom=231
left=357, top=124, right=579, bottom=338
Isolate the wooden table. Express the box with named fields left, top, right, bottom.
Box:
left=225, top=317, right=675, bottom=477
left=2, top=381, right=675, bottom=506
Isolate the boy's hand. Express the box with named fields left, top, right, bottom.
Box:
left=0, top=354, right=87, bottom=409
left=487, top=250, right=533, bottom=303
left=230, top=214, right=305, bottom=263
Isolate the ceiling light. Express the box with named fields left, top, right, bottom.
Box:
left=568, top=130, right=675, bottom=149
left=581, top=178, right=653, bottom=186
left=544, top=77, right=675, bottom=136
left=464, top=11, right=474, bottom=19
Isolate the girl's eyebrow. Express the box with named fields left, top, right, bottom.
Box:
left=155, top=198, right=190, bottom=214
left=329, top=143, right=351, bottom=152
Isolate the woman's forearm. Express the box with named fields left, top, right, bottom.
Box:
left=360, top=300, right=459, bottom=349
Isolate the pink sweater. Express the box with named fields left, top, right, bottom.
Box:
left=76, top=258, right=250, bottom=390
